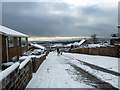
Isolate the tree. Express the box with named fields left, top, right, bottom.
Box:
left=91, top=34, right=98, bottom=44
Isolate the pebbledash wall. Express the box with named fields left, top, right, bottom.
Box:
left=0, top=52, right=48, bottom=89
left=69, top=46, right=118, bottom=57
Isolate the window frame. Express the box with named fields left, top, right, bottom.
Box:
left=21, top=38, right=27, bottom=47
left=8, top=37, right=14, bottom=47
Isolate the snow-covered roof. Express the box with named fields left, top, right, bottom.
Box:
left=66, top=38, right=87, bottom=47
left=31, top=43, right=46, bottom=50
left=0, top=25, right=28, bottom=37
left=52, top=43, right=63, bottom=47
left=79, top=38, right=86, bottom=45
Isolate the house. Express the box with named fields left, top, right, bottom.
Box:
left=117, top=25, right=120, bottom=38
left=110, top=34, right=120, bottom=45
left=0, top=25, right=28, bottom=64
left=110, top=26, right=120, bottom=45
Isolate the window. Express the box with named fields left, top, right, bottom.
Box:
left=8, top=37, right=14, bottom=47
left=21, top=38, right=27, bottom=47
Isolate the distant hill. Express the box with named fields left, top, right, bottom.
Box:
left=29, top=38, right=110, bottom=45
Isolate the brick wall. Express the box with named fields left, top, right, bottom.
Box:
left=32, top=54, right=46, bottom=73
left=1, top=61, right=32, bottom=89
left=1, top=53, right=48, bottom=89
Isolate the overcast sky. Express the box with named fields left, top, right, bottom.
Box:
left=2, top=0, right=119, bottom=37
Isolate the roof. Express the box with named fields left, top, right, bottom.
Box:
left=79, top=38, right=87, bottom=46
left=0, top=25, right=28, bottom=37
left=30, top=43, right=46, bottom=50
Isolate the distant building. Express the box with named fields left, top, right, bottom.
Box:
left=110, top=26, right=120, bottom=45
left=0, top=25, right=28, bottom=64
left=117, top=25, right=120, bottom=38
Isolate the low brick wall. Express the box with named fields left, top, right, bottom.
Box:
left=70, top=47, right=118, bottom=57
left=0, top=52, right=48, bottom=89
left=32, top=54, right=46, bottom=73
left=1, top=61, right=32, bottom=90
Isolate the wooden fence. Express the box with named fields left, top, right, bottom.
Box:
left=69, top=47, right=118, bottom=57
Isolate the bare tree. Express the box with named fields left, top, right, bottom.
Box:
left=91, top=34, right=98, bottom=44
left=111, top=34, right=117, bottom=37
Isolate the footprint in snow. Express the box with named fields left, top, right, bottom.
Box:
left=47, top=68, right=50, bottom=73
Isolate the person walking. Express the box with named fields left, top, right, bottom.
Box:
left=57, top=47, right=60, bottom=56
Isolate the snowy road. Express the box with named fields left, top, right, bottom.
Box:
left=26, top=52, right=93, bottom=88
left=26, top=52, right=119, bottom=89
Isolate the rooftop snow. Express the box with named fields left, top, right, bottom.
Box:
left=31, top=43, right=46, bottom=50
left=0, top=25, right=28, bottom=37
left=66, top=39, right=86, bottom=47
left=79, top=39, right=86, bottom=45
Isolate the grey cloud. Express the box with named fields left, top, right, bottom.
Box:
left=2, top=2, right=117, bottom=37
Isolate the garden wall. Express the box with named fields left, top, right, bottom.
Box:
left=32, top=54, right=46, bottom=72
left=0, top=53, right=48, bottom=89
left=1, top=61, right=32, bottom=90
left=70, top=47, right=118, bottom=57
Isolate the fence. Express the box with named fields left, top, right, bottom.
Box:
left=70, top=47, right=118, bottom=57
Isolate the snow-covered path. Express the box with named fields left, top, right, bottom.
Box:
left=26, top=52, right=93, bottom=88
left=26, top=52, right=119, bottom=89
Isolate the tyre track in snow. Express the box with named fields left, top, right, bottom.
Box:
left=63, top=55, right=120, bottom=76
left=60, top=55, right=118, bottom=90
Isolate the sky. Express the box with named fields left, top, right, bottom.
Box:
left=1, top=0, right=119, bottom=38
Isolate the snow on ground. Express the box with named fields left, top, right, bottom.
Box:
left=64, top=53, right=118, bottom=73
left=62, top=53, right=119, bottom=88
left=61, top=55, right=119, bottom=88
left=26, top=52, right=93, bottom=88
left=26, top=52, right=119, bottom=88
